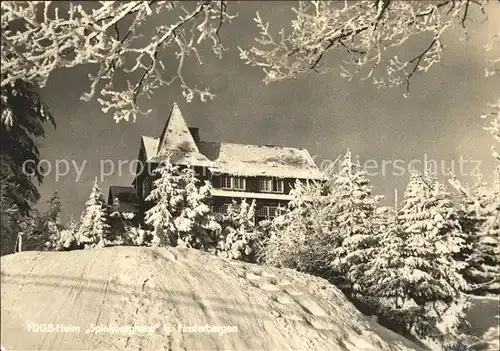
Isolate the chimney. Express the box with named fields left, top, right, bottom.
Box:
left=189, top=127, right=200, bottom=144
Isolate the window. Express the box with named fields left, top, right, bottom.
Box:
left=233, top=177, right=246, bottom=190
left=221, top=176, right=232, bottom=189
left=259, top=179, right=272, bottom=192
left=220, top=176, right=246, bottom=190
left=273, top=178, right=284, bottom=193
left=256, top=206, right=279, bottom=219
left=260, top=178, right=284, bottom=193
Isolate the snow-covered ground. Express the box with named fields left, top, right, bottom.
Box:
left=1, top=247, right=425, bottom=351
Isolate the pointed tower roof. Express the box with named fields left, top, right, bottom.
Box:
left=157, top=103, right=200, bottom=155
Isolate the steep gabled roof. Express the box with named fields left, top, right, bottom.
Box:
left=138, top=104, right=324, bottom=179
left=157, top=103, right=199, bottom=154
left=138, top=138, right=324, bottom=179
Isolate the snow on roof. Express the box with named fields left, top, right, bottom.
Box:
left=157, top=103, right=199, bottom=154
left=200, top=142, right=324, bottom=179
left=139, top=104, right=324, bottom=180
left=150, top=149, right=214, bottom=168
left=210, top=189, right=294, bottom=201
left=142, top=136, right=159, bottom=160
left=140, top=137, right=324, bottom=179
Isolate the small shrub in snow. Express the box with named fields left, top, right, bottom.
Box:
left=56, top=216, right=81, bottom=251
left=106, top=210, right=135, bottom=246
left=215, top=199, right=257, bottom=261
left=131, top=227, right=153, bottom=246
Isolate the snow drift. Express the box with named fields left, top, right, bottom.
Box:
left=1, top=247, right=425, bottom=350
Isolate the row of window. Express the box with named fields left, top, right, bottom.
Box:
left=141, top=175, right=286, bottom=199
left=220, top=176, right=246, bottom=190
left=220, top=176, right=284, bottom=193
left=211, top=205, right=282, bottom=219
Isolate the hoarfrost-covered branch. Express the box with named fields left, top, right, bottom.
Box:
left=2, top=1, right=498, bottom=125
left=239, top=0, right=493, bottom=95
left=1, top=1, right=236, bottom=123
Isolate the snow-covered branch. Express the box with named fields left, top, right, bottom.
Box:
left=1, top=1, right=236, bottom=123
left=239, top=0, right=492, bottom=95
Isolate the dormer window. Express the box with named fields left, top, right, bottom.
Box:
left=260, top=178, right=284, bottom=193
left=221, top=176, right=246, bottom=191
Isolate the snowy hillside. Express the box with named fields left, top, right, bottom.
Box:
left=1, top=247, right=425, bottom=351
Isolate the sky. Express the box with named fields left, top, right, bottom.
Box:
left=34, top=1, right=500, bottom=222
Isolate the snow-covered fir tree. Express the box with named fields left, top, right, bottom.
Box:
left=449, top=109, right=500, bottom=294
left=144, top=156, right=220, bottom=249
left=399, top=170, right=468, bottom=258
left=329, top=150, right=383, bottom=289
left=263, top=179, right=337, bottom=275
left=215, top=199, right=257, bottom=261
left=374, top=205, right=398, bottom=234
left=454, top=173, right=500, bottom=294
left=357, top=170, right=469, bottom=339
left=144, top=157, right=181, bottom=247
left=174, top=167, right=221, bottom=249
left=77, top=178, right=110, bottom=249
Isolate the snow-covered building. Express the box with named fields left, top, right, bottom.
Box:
left=107, top=103, right=324, bottom=222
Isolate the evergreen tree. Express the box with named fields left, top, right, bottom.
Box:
left=329, top=150, right=383, bottom=289
left=144, top=157, right=183, bottom=247
left=1, top=80, right=55, bottom=215
left=398, top=170, right=467, bottom=257
left=144, top=155, right=220, bottom=249
left=263, top=179, right=337, bottom=274
left=43, top=191, right=62, bottom=250
left=0, top=177, right=23, bottom=255
left=175, top=167, right=221, bottom=249
left=456, top=174, right=500, bottom=293
left=0, top=80, right=54, bottom=254
left=216, top=199, right=257, bottom=261
left=77, top=178, right=110, bottom=249
left=357, top=171, right=469, bottom=338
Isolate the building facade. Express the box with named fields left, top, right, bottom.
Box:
left=107, top=103, right=324, bottom=223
